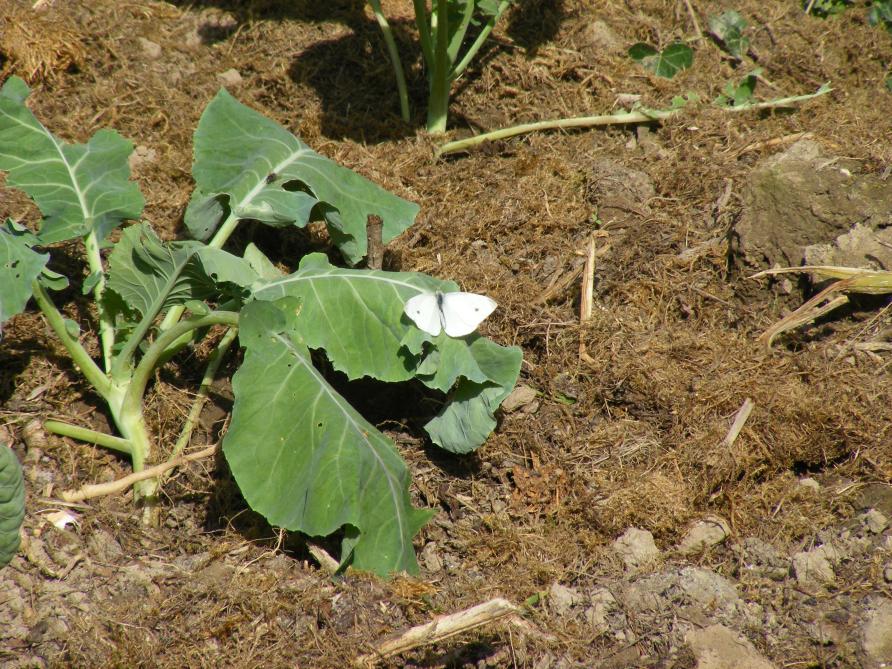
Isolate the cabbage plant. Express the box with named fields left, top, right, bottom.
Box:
left=0, top=77, right=521, bottom=575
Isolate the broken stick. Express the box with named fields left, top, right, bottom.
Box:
left=355, top=597, right=521, bottom=667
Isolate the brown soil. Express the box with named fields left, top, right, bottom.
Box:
left=2, top=0, right=892, bottom=667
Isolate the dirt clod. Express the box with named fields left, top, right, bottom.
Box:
left=612, top=527, right=661, bottom=571
left=676, top=515, right=731, bottom=555
left=685, top=624, right=776, bottom=669
left=860, top=598, right=892, bottom=667
left=792, top=544, right=840, bottom=587
left=735, top=140, right=892, bottom=269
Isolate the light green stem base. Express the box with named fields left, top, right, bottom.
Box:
left=44, top=420, right=133, bottom=455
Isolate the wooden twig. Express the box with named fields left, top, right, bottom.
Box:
left=61, top=444, right=217, bottom=502
left=682, top=0, right=704, bottom=41
left=579, top=235, right=597, bottom=365
left=579, top=235, right=596, bottom=324
left=756, top=278, right=854, bottom=350
left=356, top=598, right=522, bottom=667
left=737, top=131, right=813, bottom=157
left=722, top=398, right=754, bottom=448
left=307, top=541, right=341, bottom=574
left=366, top=214, right=385, bottom=270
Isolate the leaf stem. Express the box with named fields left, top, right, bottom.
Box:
left=451, top=1, right=510, bottom=80
left=436, top=108, right=679, bottom=156
left=369, top=0, right=410, bottom=123
left=83, top=229, right=114, bottom=372
left=30, top=279, right=113, bottom=398
left=723, top=85, right=832, bottom=112
left=427, top=0, right=451, bottom=133
left=413, top=0, right=434, bottom=67
left=157, top=211, right=240, bottom=334
left=446, top=0, right=475, bottom=64
left=120, top=311, right=240, bottom=425
left=167, top=326, right=237, bottom=464
left=43, top=420, right=133, bottom=455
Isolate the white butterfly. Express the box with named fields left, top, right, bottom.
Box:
left=404, top=291, right=497, bottom=338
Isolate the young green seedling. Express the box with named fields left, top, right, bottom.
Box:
left=708, top=10, right=749, bottom=59
left=369, top=0, right=513, bottom=132
left=628, top=41, right=694, bottom=79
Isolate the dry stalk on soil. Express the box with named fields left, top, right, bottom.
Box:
left=355, top=597, right=529, bottom=667
left=60, top=444, right=217, bottom=502
left=750, top=264, right=892, bottom=348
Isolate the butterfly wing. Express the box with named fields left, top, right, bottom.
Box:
left=404, top=292, right=443, bottom=336
left=439, top=292, right=497, bottom=337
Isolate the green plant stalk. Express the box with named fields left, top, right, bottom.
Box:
left=413, top=0, right=435, bottom=67
left=447, top=0, right=475, bottom=63
left=158, top=210, right=240, bottom=335
left=451, top=1, right=510, bottom=80
left=83, top=228, right=115, bottom=372
left=166, top=326, right=237, bottom=470
left=723, top=88, right=832, bottom=111
left=113, top=311, right=238, bottom=500
left=31, top=280, right=113, bottom=398
left=436, top=108, right=680, bottom=156
left=427, top=0, right=452, bottom=133
left=43, top=420, right=133, bottom=455
left=369, top=0, right=411, bottom=123
left=119, top=311, right=239, bottom=435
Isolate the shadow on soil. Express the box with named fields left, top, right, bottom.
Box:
left=165, top=0, right=567, bottom=141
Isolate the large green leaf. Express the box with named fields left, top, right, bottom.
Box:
left=423, top=339, right=522, bottom=453
left=253, top=253, right=447, bottom=382
left=0, top=220, right=48, bottom=326
left=252, top=253, right=522, bottom=454
left=0, top=442, right=25, bottom=568
left=190, top=89, right=419, bottom=265
left=0, top=77, right=144, bottom=244
left=223, top=300, right=433, bottom=575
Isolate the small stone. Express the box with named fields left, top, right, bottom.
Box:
left=884, top=563, right=892, bottom=583
left=584, top=587, right=618, bottom=632
left=613, top=527, right=660, bottom=571
left=217, top=68, right=243, bottom=87
left=798, top=477, right=820, bottom=492
left=685, top=624, right=776, bottom=669
left=742, top=537, right=789, bottom=580
left=808, top=618, right=844, bottom=647
left=578, top=20, right=623, bottom=55
left=86, top=528, right=123, bottom=562
left=501, top=385, right=537, bottom=413
left=678, top=567, right=741, bottom=614
left=137, top=37, right=161, bottom=60
left=677, top=516, right=731, bottom=555
left=420, top=542, right=442, bottom=573
left=548, top=582, right=583, bottom=616
left=792, top=545, right=837, bottom=587
left=621, top=572, right=673, bottom=613
left=865, top=509, right=889, bottom=534
left=862, top=598, right=892, bottom=666
left=128, top=145, right=157, bottom=171
left=615, top=93, right=641, bottom=107
left=185, top=30, right=203, bottom=50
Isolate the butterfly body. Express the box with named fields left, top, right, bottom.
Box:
left=404, top=291, right=497, bottom=337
